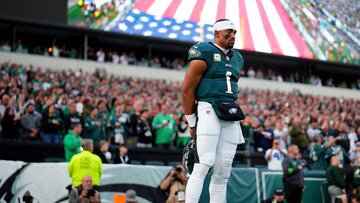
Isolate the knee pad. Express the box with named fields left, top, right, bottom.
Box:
left=213, top=151, right=234, bottom=179
left=199, top=152, right=216, bottom=167
left=192, top=163, right=211, bottom=178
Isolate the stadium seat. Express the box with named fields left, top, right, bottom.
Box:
left=145, top=160, right=165, bottom=166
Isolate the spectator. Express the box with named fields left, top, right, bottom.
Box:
left=14, top=39, right=26, bottom=53
left=0, top=41, right=11, bottom=52
left=112, top=51, right=120, bottom=64
left=64, top=123, right=82, bottom=162
left=113, top=144, right=130, bottom=164
left=310, top=134, right=328, bottom=170
left=20, top=103, right=42, bottom=141
left=95, top=140, right=112, bottom=164
left=68, top=139, right=102, bottom=189
left=0, top=94, right=10, bottom=118
left=84, top=107, right=105, bottom=143
left=41, top=104, right=63, bottom=144
left=107, top=104, right=128, bottom=144
left=273, top=121, right=288, bottom=150
left=176, top=114, right=190, bottom=148
left=265, top=139, right=287, bottom=170
left=96, top=48, right=105, bottom=62
left=130, top=103, right=142, bottom=138
left=1, top=107, right=20, bottom=140
left=350, top=127, right=360, bottom=162
left=160, top=163, right=187, bottom=203
left=325, top=135, right=348, bottom=166
left=125, top=189, right=139, bottom=203
left=69, top=175, right=100, bottom=203
left=282, top=145, right=304, bottom=203
left=254, top=119, right=274, bottom=153
left=152, top=105, right=176, bottom=149
left=289, top=116, right=309, bottom=156
left=353, top=157, right=360, bottom=198
left=136, top=109, right=153, bottom=148
left=327, top=156, right=347, bottom=203
left=306, top=118, right=321, bottom=150
left=120, top=52, right=128, bottom=64
left=261, top=188, right=285, bottom=203
left=63, top=101, right=83, bottom=134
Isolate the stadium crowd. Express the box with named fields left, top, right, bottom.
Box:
left=1, top=40, right=360, bottom=90
left=0, top=61, right=358, bottom=153
left=0, top=62, right=359, bottom=201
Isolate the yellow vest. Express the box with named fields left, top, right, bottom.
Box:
left=68, top=150, right=102, bottom=186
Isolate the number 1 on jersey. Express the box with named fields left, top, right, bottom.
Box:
left=225, top=71, right=233, bottom=94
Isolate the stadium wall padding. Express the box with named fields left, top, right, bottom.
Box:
left=0, top=52, right=359, bottom=99
left=0, top=160, right=327, bottom=203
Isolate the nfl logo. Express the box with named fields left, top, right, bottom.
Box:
left=206, top=110, right=211, bottom=114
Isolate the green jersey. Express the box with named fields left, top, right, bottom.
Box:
left=63, top=130, right=81, bottom=162
left=310, top=144, right=328, bottom=170
left=353, top=166, right=360, bottom=187
left=152, top=113, right=176, bottom=145
left=188, top=42, right=244, bottom=103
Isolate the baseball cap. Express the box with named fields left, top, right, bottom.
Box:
left=274, top=188, right=283, bottom=196
left=126, top=189, right=137, bottom=202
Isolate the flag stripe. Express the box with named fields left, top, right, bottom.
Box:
left=146, top=0, right=173, bottom=17
left=163, top=0, right=182, bottom=18
left=226, top=0, right=242, bottom=49
left=272, top=0, right=313, bottom=58
left=174, top=0, right=198, bottom=22
left=257, top=0, right=282, bottom=55
left=261, top=0, right=298, bottom=57
left=216, top=0, right=226, bottom=20
left=134, top=0, right=156, bottom=12
left=239, top=0, right=254, bottom=51
left=189, top=0, right=206, bottom=23
left=246, top=0, right=271, bottom=53
left=200, top=0, right=219, bottom=24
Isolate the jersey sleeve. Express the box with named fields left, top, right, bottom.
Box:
left=187, top=43, right=211, bottom=65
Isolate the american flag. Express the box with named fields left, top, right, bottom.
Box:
left=112, top=0, right=313, bottom=59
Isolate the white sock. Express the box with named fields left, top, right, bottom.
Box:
left=209, top=151, right=233, bottom=203
left=185, top=163, right=210, bottom=203
left=209, top=174, right=227, bottom=203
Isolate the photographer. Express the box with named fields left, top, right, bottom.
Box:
left=160, top=163, right=188, bottom=203
left=69, top=175, right=100, bottom=203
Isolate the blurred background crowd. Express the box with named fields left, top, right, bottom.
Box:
left=0, top=62, right=359, bottom=168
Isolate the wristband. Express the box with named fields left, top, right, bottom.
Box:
left=185, top=113, right=197, bottom=128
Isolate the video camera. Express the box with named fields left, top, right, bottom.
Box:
left=87, top=188, right=96, bottom=197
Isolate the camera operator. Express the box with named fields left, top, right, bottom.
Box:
left=160, top=163, right=188, bottom=203
left=69, top=175, right=100, bottom=203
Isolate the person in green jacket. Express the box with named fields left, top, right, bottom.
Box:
left=310, top=134, right=329, bottom=170
left=84, top=107, right=106, bottom=144
left=68, top=139, right=102, bottom=188
left=326, top=155, right=347, bottom=203
left=64, top=123, right=82, bottom=162
left=152, top=105, right=176, bottom=149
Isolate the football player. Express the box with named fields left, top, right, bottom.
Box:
left=182, top=19, right=245, bottom=203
